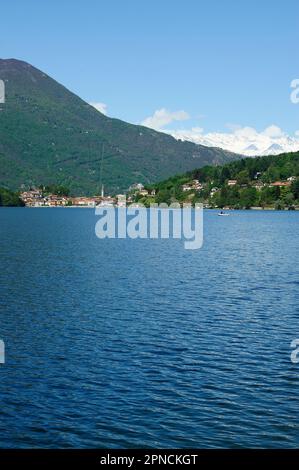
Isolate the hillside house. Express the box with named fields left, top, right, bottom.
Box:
left=182, top=179, right=203, bottom=192
left=270, top=181, right=291, bottom=188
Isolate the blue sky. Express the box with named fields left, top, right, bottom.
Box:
left=1, top=0, right=298, bottom=150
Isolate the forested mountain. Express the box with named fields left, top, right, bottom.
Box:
left=0, top=59, right=240, bottom=195
left=137, top=151, right=299, bottom=209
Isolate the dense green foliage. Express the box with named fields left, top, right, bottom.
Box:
left=39, top=184, right=70, bottom=196
left=0, top=187, right=24, bottom=206
left=0, top=59, right=239, bottom=195
left=144, top=151, right=299, bottom=209
left=191, top=151, right=299, bottom=184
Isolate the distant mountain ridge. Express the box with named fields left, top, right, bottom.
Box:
left=168, top=129, right=299, bottom=157
left=0, top=59, right=241, bottom=195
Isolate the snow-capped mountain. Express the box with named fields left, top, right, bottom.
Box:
left=166, top=126, right=299, bottom=157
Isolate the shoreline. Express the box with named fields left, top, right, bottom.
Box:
left=1, top=206, right=299, bottom=211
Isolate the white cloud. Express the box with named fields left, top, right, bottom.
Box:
left=141, top=108, right=190, bottom=130
left=142, top=107, right=299, bottom=156
left=90, top=102, right=108, bottom=115
left=262, top=125, right=284, bottom=138
left=166, top=125, right=299, bottom=156
left=234, top=126, right=259, bottom=140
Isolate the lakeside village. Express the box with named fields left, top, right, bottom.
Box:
left=19, top=183, right=156, bottom=208
left=19, top=175, right=299, bottom=210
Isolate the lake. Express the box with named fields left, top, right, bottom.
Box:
left=0, top=208, right=298, bottom=448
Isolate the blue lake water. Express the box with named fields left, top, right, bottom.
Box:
left=0, top=208, right=298, bottom=448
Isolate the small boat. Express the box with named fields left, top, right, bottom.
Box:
left=218, top=211, right=230, bottom=216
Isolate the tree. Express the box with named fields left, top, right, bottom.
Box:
left=156, top=189, right=172, bottom=205
left=284, top=192, right=294, bottom=207
left=239, top=188, right=258, bottom=209
left=0, top=188, right=24, bottom=206
left=236, top=170, right=250, bottom=185
left=220, top=167, right=231, bottom=183
left=291, top=179, right=299, bottom=200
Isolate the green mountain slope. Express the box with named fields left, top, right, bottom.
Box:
left=145, top=151, right=299, bottom=209
left=0, top=59, right=241, bottom=195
